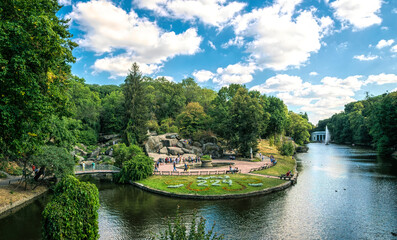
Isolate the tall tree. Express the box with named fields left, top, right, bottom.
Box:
left=123, top=63, right=149, bottom=145
left=176, top=102, right=209, bottom=138
left=0, top=0, right=76, bottom=161
left=229, top=88, right=263, bottom=157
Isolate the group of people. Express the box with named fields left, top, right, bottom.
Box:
left=228, top=164, right=239, bottom=173
left=158, top=155, right=201, bottom=165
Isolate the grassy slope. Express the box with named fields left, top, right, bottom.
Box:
left=254, top=140, right=296, bottom=177
left=137, top=174, right=285, bottom=195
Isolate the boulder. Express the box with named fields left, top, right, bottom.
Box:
left=181, top=140, right=192, bottom=149
left=90, top=147, right=101, bottom=158
left=182, top=148, right=192, bottom=153
left=176, top=141, right=184, bottom=148
left=167, top=147, right=184, bottom=155
left=202, top=143, right=222, bottom=159
left=159, top=147, right=168, bottom=154
left=191, top=146, right=203, bottom=155
left=200, top=135, right=218, bottom=145
left=162, top=138, right=178, bottom=147
left=165, top=133, right=180, bottom=139
left=193, top=141, right=202, bottom=148
left=73, top=146, right=87, bottom=156
left=145, top=136, right=163, bottom=153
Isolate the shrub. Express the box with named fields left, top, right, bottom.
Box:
left=279, top=141, right=295, bottom=156
left=42, top=175, right=99, bottom=240
left=31, top=146, right=74, bottom=179
left=147, top=120, right=160, bottom=132
left=113, top=143, right=144, bottom=168
left=118, top=154, right=153, bottom=183
left=201, top=155, right=211, bottom=160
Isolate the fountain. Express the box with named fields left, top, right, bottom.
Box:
left=325, top=126, right=331, bottom=145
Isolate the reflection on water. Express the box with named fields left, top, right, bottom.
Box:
left=0, top=143, right=396, bottom=239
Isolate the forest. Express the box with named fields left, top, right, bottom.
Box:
left=314, top=92, right=397, bottom=155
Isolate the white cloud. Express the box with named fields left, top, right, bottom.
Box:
left=353, top=54, right=379, bottom=61
left=231, top=1, right=333, bottom=70
left=208, top=41, right=216, bottom=50
left=221, top=36, right=244, bottom=48
left=381, top=26, right=388, bottom=31
left=391, top=45, right=397, bottom=53
left=58, top=0, right=71, bottom=6
left=68, top=0, right=202, bottom=76
left=250, top=74, right=365, bottom=123
left=366, top=73, right=397, bottom=85
left=133, top=0, right=246, bottom=28
left=309, top=71, right=318, bottom=76
left=330, top=0, right=382, bottom=30
left=392, top=88, right=397, bottom=92
left=193, top=62, right=258, bottom=86
left=193, top=70, right=215, bottom=83
left=393, top=8, right=397, bottom=14
left=376, top=39, right=395, bottom=49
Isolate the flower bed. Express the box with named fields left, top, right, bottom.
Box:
left=137, top=174, right=285, bottom=195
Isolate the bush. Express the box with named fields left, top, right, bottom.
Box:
left=42, top=175, right=100, bottom=240
left=154, top=208, right=223, bottom=240
left=147, top=120, right=160, bottom=133
left=279, top=141, right=295, bottom=156
left=31, top=146, right=75, bottom=179
left=113, top=143, right=144, bottom=168
left=118, top=154, right=153, bottom=183
left=201, top=155, right=211, bottom=160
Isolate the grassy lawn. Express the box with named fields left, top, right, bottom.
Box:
left=137, top=174, right=285, bottom=195
left=254, top=140, right=296, bottom=177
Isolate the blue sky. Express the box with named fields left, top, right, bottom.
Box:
left=58, top=0, right=397, bottom=123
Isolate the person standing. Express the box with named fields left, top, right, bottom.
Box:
left=173, top=160, right=177, bottom=172
left=82, top=161, right=85, bottom=171
left=92, top=162, right=95, bottom=170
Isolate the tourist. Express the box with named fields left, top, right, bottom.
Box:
left=92, top=162, right=95, bottom=170
left=184, top=163, right=188, bottom=171
left=82, top=161, right=85, bottom=171
left=32, top=164, right=36, bottom=173
left=173, top=160, right=177, bottom=172
left=229, top=164, right=233, bottom=171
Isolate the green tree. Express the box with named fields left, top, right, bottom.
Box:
left=31, top=146, right=75, bottom=180
left=123, top=63, right=149, bottom=145
left=229, top=88, right=263, bottom=157
left=42, top=175, right=99, bottom=240
left=286, top=111, right=312, bottom=145
left=118, top=154, right=154, bottom=183
left=100, top=90, right=124, bottom=134
left=264, top=96, right=288, bottom=137
left=113, top=143, right=144, bottom=168
left=176, top=102, right=209, bottom=138
left=0, top=0, right=76, bottom=162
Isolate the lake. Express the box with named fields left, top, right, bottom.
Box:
left=1, top=143, right=396, bottom=239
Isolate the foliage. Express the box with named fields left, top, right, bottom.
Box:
left=201, top=155, right=211, bottom=160
left=0, top=161, right=22, bottom=176
left=278, top=141, right=295, bottom=156
left=113, top=143, right=144, bottom=168
left=229, top=88, right=263, bottom=157
left=118, top=154, right=153, bottom=183
left=31, top=146, right=74, bottom=179
left=176, top=102, right=209, bottom=138
left=123, top=63, right=150, bottom=145
left=147, top=120, right=160, bottom=133
left=155, top=209, right=224, bottom=240
left=324, top=92, right=396, bottom=155
left=159, top=118, right=178, bottom=134
left=100, top=90, right=124, bottom=134
left=286, top=111, right=312, bottom=145
left=42, top=175, right=99, bottom=240
left=0, top=0, right=76, bottom=161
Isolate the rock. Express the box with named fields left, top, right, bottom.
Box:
left=145, top=136, right=163, bottom=153
left=202, top=143, right=222, bottom=159
left=167, top=147, right=184, bottom=155
left=193, top=141, right=202, bottom=148
left=182, top=148, right=192, bottom=153
left=159, top=147, right=168, bottom=154
left=73, top=146, right=87, bottom=156
left=74, top=155, right=84, bottom=162
left=90, top=147, right=101, bottom=158
left=296, top=146, right=309, bottom=153
left=99, top=134, right=120, bottom=143
left=191, top=146, right=202, bottom=155
left=162, top=138, right=178, bottom=147
left=176, top=141, right=184, bottom=148
left=165, top=133, right=180, bottom=139
left=200, top=135, right=218, bottom=145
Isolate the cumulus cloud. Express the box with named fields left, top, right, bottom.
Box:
left=250, top=74, right=365, bottom=123
left=309, top=72, right=318, bottom=76
left=193, top=62, right=258, bottom=86
left=391, top=45, right=397, bottom=53
left=133, top=0, right=246, bottom=27
left=353, top=54, right=379, bottom=61
left=366, top=73, right=397, bottom=85
left=230, top=0, right=333, bottom=70
left=193, top=70, right=215, bottom=83
left=376, top=39, right=395, bottom=49
left=68, top=0, right=202, bottom=76
left=330, top=0, right=382, bottom=30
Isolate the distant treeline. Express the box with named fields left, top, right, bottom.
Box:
left=314, top=92, right=397, bottom=155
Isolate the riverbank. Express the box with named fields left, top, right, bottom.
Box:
left=0, top=183, right=48, bottom=219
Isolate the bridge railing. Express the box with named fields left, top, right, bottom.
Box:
left=74, top=164, right=121, bottom=172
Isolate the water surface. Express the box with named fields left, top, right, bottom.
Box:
left=1, top=143, right=396, bottom=239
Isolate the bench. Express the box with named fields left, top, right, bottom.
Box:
left=279, top=174, right=294, bottom=180
left=226, top=169, right=241, bottom=174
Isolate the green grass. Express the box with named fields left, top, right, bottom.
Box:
left=136, top=174, right=285, bottom=195
left=254, top=140, right=296, bottom=177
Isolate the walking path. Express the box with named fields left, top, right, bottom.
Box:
left=156, top=158, right=276, bottom=178
left=0, top=171, right=22, bottom=186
